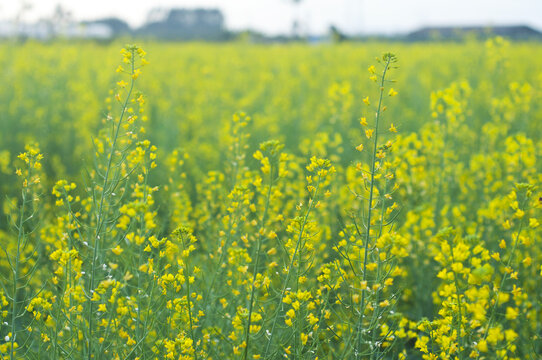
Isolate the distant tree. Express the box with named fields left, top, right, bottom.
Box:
left=146, top=8, right=169, bottom=24
left=49, top=4, right=74, bottom=37
left=15, top=0, right=33, bottom=22
left=14, top=0, right=33, bottom=40
left=52, top=4, right=73, bottom=27
left=137, top=8, right=226, bottom=41
left=329, top=25, right=347, bottom=43
left=83, top=18, right=131, bottom=37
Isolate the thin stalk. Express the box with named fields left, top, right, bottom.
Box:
left=369, top=260, right=382, bottom=360
left=87, top=49, right=136, bottom=360
left=134, top=160, right=150, bottom=356
left=55, top=188, right=81, bottom=360
left=200, top=166, right=243, bottom=321
left=200, top=123, right=244, bottom=313
left=263, top=177, right=322, bottom=359
left=180, top=232, right=198, bottom=360
left=10, top=188, right=26, bottom=360
left=185, top=266, right=197, bottom=360
left=369, top=180, right=391, bottom=359
left=449, top=243, right=464, bottom=358
left=481, top=211, right=525, bottom=345
left=354, top=56, right=392, bottom=359
left=433, top=120, right=449, bottom=234
left=242, top=169, right=274, bottom=360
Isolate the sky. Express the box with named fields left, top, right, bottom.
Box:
left=1, top=0, right=542, bottom=35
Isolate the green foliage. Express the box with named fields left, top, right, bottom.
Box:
left=0, top=39, right=540, bottom=359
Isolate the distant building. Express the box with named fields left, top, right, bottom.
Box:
left=0, top=21, right=50, bottom=39
left=406, top=25, right=542, bottom=41
left=138, top=8, right=226, bottom=40
left=0, top=20, right=113, bottom=40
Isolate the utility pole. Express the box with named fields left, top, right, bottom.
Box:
left=290, top=0, right=302, bottom=38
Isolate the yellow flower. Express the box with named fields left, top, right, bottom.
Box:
left=487, top=327, right=503, bottom=345
left=477, top=339, right=488, bottom=352
left=132, top=69, right=142, bottom=79
left=365, top=129, right=374, bottom=139
left=300, top=332, right=308, bottom=345
left=505, top=307, right=518, bottom=320
left=505, top=329, right=518, bottom=342
left=111, top=245, right=124, bottom=255
left=286, top=309, right=296, bottom=318
left=363, top=96, right=370, bottom=105
left=389, top=123, right=397, bottom=132
left=388, top=88, right=398, bottom=97
left=379, top=300, right=390, bottom=307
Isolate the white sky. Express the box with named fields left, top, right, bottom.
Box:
left=1, top=0, right=542, bottom=35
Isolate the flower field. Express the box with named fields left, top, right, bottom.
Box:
left=0, top=39, right=541, bottom=359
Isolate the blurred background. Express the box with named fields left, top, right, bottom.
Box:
left=1, top=0, right=542, bottom=42
left=0, top=0, right=541, bottom=211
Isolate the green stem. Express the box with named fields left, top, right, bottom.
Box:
left=481, top=212, right=525, bottom=344
left=87, top=50, right=136, bottom=360
left=10, top=188, right=26, bottom=360
left=133, top=159, right=150, bottom=357
left=354, top=56, right=391, bottom=359
left=180, top=233, right=198, bottom=360
left=449, top=242, right=464, bottom=358
left=263, top=177, right=321, bottom=359
left=242, top=169, right=274, bottom=360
